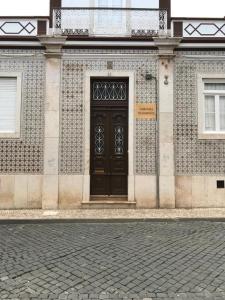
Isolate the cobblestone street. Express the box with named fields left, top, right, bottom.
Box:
left=1, top=221, right=225, bottom=300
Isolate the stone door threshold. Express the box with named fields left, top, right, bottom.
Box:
left=91, top=195, right=128, bottom=201
left=82, top=198, right=136, bottom=209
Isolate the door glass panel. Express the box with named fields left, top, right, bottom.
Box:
left=114, top=126, right=124, bottom=155
left=95, top=125, right=104, bottom=155
left=92, top=81, right=127, bottom=101
left=205, top=95, right=216, bottom=131
left=220, top=96, right=225, bottom=131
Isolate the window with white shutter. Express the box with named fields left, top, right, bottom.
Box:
left=198, top=74, right=225, bottom=139
left=0, top=73, right=22, bottom=138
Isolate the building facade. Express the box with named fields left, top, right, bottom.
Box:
left=0, top=0, right=224, bottom=210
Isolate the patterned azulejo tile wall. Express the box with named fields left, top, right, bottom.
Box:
left=175, top=51, right=225, bottom=175
left=0, top=50, right=45, bottom=174
left=60, top=49, right=158, bottom=175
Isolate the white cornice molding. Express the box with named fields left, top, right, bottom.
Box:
left=0, top=39, right=156, bottom=48
left=153, top=36, right=182, bottom=57
left=1, top=39, right=225, bottom=50
left=62, top=53, right=158, bottom=60
left=38, top=35, right=67, bottom=58
left=176, top=55, right=225, bottom=60
left=0, top=41, right=41, bottom=47
left=178, top=43, right=225, bottom=48
left=64, top=40, right=157, bottom=47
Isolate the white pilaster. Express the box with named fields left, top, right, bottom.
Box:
left=154, top=37, right=181, bottom=208
left=39, top=35, right=67, bottom=209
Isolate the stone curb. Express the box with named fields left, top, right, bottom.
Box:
left=0, top=208, right=225, bottom=221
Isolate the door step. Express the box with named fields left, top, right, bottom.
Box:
left=82, top=199, right=136, bottom=209
left=91, top=196, right=128, bottom=202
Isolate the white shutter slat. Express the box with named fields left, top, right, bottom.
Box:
left=0, top=77, right=17, bottom=133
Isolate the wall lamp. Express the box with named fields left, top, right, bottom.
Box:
left=146, top=72, right=169, bottom=85
left=145, top=73, right=156, bottom=81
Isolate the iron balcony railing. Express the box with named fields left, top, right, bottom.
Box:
left=53, top=7, right=167, bottom=37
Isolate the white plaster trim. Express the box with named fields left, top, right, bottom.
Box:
left=0, top=41, right=42, bottom=47
left=1, top=40, right=225, bottom=49
left=65, top=41, right=156, bottom=47
left=0, top=53, right=38, bottom=57
left=0, top=72, right=22, bottom=139
left=177, top=55, right=225, bottom=61
left=0, top=40, right=155, bottom=48
left=62, top=53, right=157, bottom=59
left=178, top=43, right=225, bottom=49
left=83, top=70, right=135, bottom=202
left=197, top=73, right=225, bottom=140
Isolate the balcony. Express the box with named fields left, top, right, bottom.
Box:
left=53, top=7, right=167, bottom=38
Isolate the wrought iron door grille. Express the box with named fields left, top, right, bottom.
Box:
left=115, top=126, right=124, bottom=155
left=95, top=125, right=105, bottom=155
left=92, top=81, right=127, bottom=101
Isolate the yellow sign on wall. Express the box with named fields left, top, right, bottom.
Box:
left=135, top=103, right=156, bottom=120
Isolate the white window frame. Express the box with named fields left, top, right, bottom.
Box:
left=198, top=73, right=225, bottom=140
left=0, top=72, right=22, bottom=138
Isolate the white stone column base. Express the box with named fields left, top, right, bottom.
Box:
left=82, top=175, right=90, bottom=203
left=42, top=175, right=59, bottom=210
left=128, top=175, right=135, bottom=202
left=159, top=176, right=175, bottom=208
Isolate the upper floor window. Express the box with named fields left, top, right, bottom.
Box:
left=98, top=0, right=122, bottom=7
left=96, top=0, right=123, bottom=28
left=198, top=74, right=225, bottom=139
left=0, top=73, right=22, bottom=138
left=131, top=0, right=159, bottom=8
left=61, top=0, right=159, bottom=8
left=62, top=0, right=90, bottom=7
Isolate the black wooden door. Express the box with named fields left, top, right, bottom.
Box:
left=90, top=78, right=128, bottom=196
